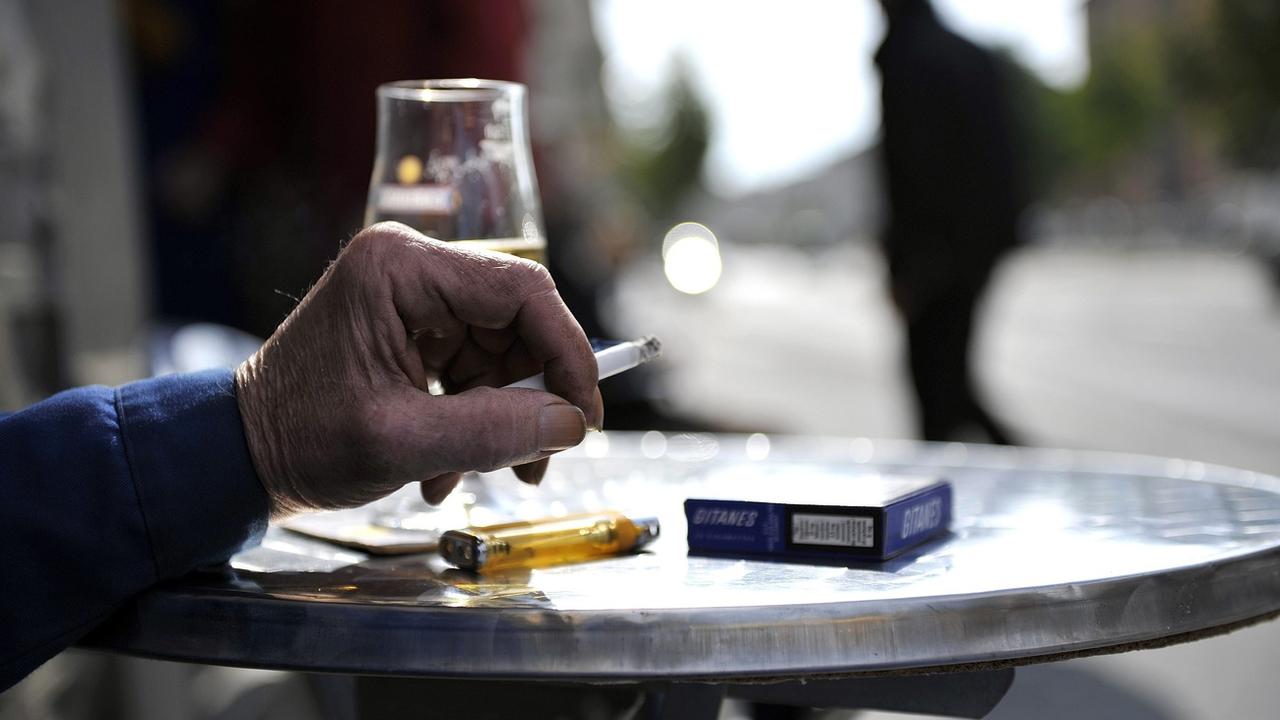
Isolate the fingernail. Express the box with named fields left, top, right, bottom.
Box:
left=538, top=404, right=586, bottom=452
left=589, top=387, right=605, bottom=430
left=513, top=458, right=549, bottom=486
left=513, top=463, right=537, bottom=485
left=424, top=484, right=448, bottom=505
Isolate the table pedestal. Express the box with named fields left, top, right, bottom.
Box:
left=346, top=668, right=1015, bottom=719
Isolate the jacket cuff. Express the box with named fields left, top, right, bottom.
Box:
left=116, top=369, right=269, bottom=577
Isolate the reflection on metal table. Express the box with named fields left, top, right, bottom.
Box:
left=83, top=433, right=1280, bottom=718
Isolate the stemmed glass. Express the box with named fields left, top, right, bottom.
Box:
left=365, top=78, right=547, bottom=529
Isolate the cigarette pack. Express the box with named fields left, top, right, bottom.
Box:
left=684, top=473, right=951, bottom=562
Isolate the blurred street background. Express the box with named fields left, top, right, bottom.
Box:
left=2, top=0, right=1279, bottom=718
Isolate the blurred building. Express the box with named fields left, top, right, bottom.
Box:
left=0, top=0, right=148, bottom=410
left=677, top=151, right=881, bottom=252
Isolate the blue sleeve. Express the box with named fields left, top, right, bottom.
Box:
left=0, top=369, right=269, bottom=691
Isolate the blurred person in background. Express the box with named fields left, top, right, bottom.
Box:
left=125, top=0, right=529, bottom=338
left=875, top=0, right=1026, bottom=444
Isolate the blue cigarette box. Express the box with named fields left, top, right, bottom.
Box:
left=684, top=474, right=951, bottom=562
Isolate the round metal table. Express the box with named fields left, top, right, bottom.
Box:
left=84, top=433, right=1280, bottom=718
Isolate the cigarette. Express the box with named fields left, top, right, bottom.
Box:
left=504, top=336, right=662, bottom=391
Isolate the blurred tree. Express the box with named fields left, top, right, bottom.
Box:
left=1188, top=0, right=1280, bottom=169
left=1001, top=56, right=1074, bottom=203
left=619, top=61, right=710, bottom=223
left=1007, top=29, right=1173, bottom=199
left=1075, top=30, right=1170, bottom=171
left=1013, top=0, right=1280, bottom=199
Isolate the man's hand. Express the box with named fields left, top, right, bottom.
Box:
left=234, top=223, right=604, bottom=519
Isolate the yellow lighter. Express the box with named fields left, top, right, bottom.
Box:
left=438, top=511, right=660, bottom=572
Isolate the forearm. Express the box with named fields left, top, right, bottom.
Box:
left=0, top=369, right=269, bottom=691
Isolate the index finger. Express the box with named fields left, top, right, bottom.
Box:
left=373, top=225, right=603, bottom=426
left=512, top=286, right=604, bottom=428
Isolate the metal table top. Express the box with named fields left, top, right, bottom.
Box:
left=86, top=433, right=1280, bottom=681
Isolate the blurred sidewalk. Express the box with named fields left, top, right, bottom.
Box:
left=613, top=241, right=1280, bottom=475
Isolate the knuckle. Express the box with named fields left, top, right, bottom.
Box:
left=339, top=231, right=386, bottom=278
left=513, top=258, right=555, bottom=294
left=339, top=224, right=447, bottom=293
left=358, top=220, right=416, bottom=243
left=347, top=223, right=391, bottom=254
left=346, top=222, right=432, bottom=265
left=482, top=257, right=555, bottom=309
left=347, top=224, right=393, bottom=259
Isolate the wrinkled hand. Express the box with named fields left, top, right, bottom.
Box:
left=235, top=222, right=603, bottom=519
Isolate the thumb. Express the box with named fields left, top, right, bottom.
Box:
left=412, top=386, right=587, bottom=475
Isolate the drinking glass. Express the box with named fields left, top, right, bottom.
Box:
left=365, top=78, right=545, bottom=263
left=365, top=79, right=545, bottom=529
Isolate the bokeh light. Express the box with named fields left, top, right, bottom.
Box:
left=662, top=222, right=722, bottom=294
